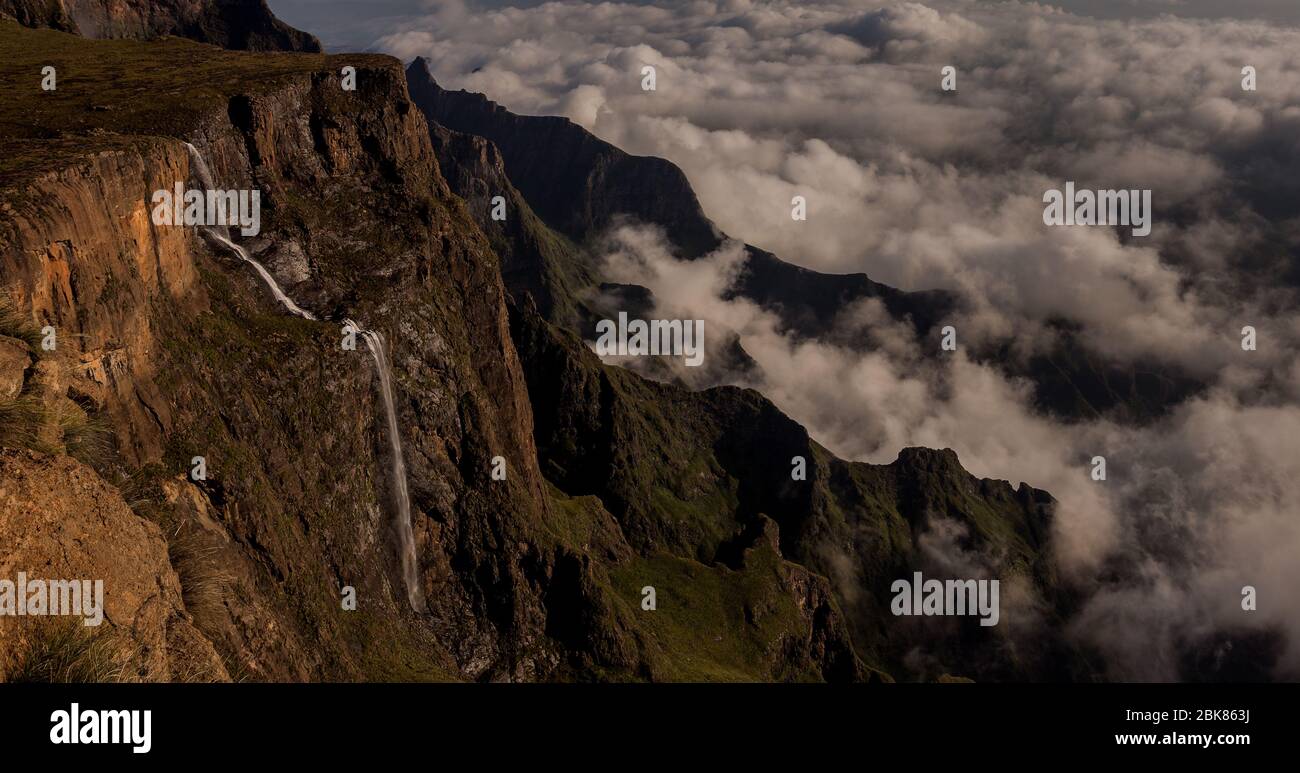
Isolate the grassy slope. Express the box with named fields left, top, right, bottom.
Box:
left=0, top=19, right=387, bottom=177
left=512, top=301, right=1072, bottom=679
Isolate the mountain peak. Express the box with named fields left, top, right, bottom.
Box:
left=895, top=446, right=963, bottom=469
left=408, top=56, right=436, bottom=83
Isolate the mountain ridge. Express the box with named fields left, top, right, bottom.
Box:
left=406, top=57, right=954, bottom=344
left=0, top=0, right=322, bottom=51
left=405, top=57, right=1202, bottom=423
left=0, top=19, right=881, bottom=681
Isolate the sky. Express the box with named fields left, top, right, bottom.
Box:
left=271, top=1, right=1300, bottom=50
left=264, top=0, right=1300, bottom=680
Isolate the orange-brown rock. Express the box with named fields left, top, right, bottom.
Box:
left=0, top=448, right=228, bottom=681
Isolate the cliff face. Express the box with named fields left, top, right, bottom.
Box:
left=0, top=19, right=869, bottom=682
left=425, top=120, right=759, bottom=385
left=0, top=0, right=322, bottom=51
left=1, top=20, right=566, bottom=681
left=427, top=122, right=596, bottom=331
left=408, top=59, right=720, bottom=260
left=406, top=58, right=952, bottom=343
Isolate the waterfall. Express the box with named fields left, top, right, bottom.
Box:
left=346, top=319, right=425, bottom=612
left=182, top=143, right=316, bottom=320
left=183, top=141, right=424, bottom=611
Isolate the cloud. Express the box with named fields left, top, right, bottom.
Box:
left=829, top=2, right=990, bottom=59
left=378, top=1, right=1300, bottom=378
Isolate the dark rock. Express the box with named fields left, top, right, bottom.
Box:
left=0, top=0, right=323, bottom=52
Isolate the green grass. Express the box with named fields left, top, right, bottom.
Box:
left=609, top=552, right=809, bottom=682
left=337, top=609, right=460, bottom=683
left=544, top=482, right=616, bottom=549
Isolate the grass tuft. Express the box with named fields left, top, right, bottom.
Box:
left=2, top=619, right=126, bottom=683
left=55, top=399, right=115, bottom=469
left=167, top=527, right=230, bottom=633
left=0, top=395, right=54, bottom=452
left=0, top=292, right=43, bottom=353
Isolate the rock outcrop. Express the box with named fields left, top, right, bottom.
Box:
left=0, top=0, right=322, bottom=51
left=0, top=448, right=228, bottom=682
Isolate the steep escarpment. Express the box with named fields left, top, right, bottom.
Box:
left=407, top=58, right=952, bottom=343
left=427, top=119, right=764, bottom=388
left=427, top=122, right=596, bottom=331
left=0, top=20, right=864, bottom=682
left=1, top=20, right=556, bottom=680
left=0, top=0, right=322, bottom=51
left=409, top=59, right=718, bottom=260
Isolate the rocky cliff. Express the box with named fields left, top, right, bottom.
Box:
left=407, top=58, right=952, bottom=342
left=408, top=59, right=719, bottom=260
left=427, top=121, right=596, bottom=331
left=0, top=0, right=321, bottom=51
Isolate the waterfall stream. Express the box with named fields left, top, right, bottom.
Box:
left=182, top=144, right=316, bottom=320
left=345, top=319, right=425, bottom=611
left=183, top=142, right=424, bottom=611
